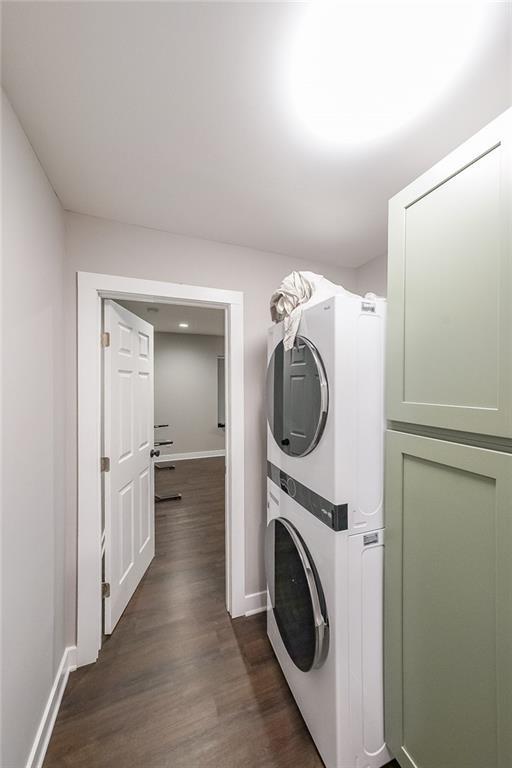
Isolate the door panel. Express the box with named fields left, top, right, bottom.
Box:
left=387, top=108, right=512, bottom=436
left=139, top=468, right=150, bottom=550
left=385, top=431, right=512, bottom=768
left=103, top=300, right=155, bottom=633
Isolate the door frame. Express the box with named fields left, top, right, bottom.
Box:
left=77, top=271, right=245, bottom=667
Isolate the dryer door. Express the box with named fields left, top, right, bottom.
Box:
left=266, top=336, right=328, bottom=457
left=265, top=517, right=329, bottom=672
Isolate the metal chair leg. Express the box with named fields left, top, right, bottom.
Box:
left=154, top=425, right=180, bottom=500
left=155, top=491, right=182, bottom=502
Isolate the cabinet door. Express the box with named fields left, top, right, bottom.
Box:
left=385, top=431, right=512, bottom=768
left=387, top=108, right=512, bottom=436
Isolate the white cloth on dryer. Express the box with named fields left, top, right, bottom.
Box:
left=270, top=271, right=357, bottom=350
left=270, top=271, right=314, bottom=350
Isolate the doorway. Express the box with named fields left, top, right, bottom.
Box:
left=101, top=297, right=227, bottom=637
left=77, top=271, right=245, bottom=667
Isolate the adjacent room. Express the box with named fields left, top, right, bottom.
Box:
left=1, top=3, right=511, bottom=768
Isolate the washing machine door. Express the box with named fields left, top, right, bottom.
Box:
left=265, top=517, right=329, bottom=672
left=266, top=336, right=328, bottom=457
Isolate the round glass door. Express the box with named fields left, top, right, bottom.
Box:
left=265, top=517, right=329, bottom=672
left=266, top=336, right=328, bottom=457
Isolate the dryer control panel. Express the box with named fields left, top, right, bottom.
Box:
left=267, top=461, right=348, bottom=532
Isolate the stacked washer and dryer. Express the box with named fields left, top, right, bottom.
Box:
left=265, top=289, right=391, bottom=768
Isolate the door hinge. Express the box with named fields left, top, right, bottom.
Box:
left=101, top=331, right=110, bottom=348
left=102, top=582, right=110, bottom=598
left=101, top=456, right=110, bottom=472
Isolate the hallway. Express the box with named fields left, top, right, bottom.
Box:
left=44, top=458, right=327, bottom=767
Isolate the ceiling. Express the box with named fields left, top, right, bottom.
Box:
left=2, top=2, right=511, bottom=267
left=118, top=301, right=224, bottom=336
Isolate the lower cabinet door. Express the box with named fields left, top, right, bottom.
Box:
left=385, top=431, right=512, bottom=768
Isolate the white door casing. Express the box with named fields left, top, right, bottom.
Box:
left=103, top=300, right=155, bottom=633
left=77, top=272, right=245, bottom=667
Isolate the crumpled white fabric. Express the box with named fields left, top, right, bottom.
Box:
left=270, top=271, right=314, bottom=350
left=270, top=271, right=356, bottom=350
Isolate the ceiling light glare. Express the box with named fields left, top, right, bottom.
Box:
left=285, top=1, right=488, bottom=146
left=178, top=322, right=189, bottom=328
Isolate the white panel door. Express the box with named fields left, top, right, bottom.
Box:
left=103, top=300, right=155, bottom=634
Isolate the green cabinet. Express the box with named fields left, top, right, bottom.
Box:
left=384, top=430, right=512, bottom=768
left=385, top=108, right=512, bottom=768
left=386, top=108, right=512, bottom=437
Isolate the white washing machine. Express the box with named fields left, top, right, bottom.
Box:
left=266, top=292, right=386, bottom=534
left=265, top=290, right=389, bottom=767
left=265, top=486, right=390, bottom=768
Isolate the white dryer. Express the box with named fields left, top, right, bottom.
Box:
left=266, top=292, right=386, bottom=535
left=265, top=485, right=390, bottom=768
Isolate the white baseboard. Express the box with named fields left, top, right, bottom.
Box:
left=244, top=590, right=267, bottom=616
left=157, top=449, right=226, bottom=462
left=25, top=645, right=77, bottom=768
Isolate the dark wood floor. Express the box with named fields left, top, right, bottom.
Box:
left=45, top=457, right=398, bottom=768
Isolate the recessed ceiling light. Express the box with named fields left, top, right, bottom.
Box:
left=179, top=322, right=189, bottom=328
left=285, top=2, right=488, bottom=147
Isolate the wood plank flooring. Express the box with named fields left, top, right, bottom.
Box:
left=44, top=457, right=398, bottom=768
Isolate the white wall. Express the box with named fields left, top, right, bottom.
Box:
left=1, top=91, right=67, bottom=767
left=154, top=332, right=225, bottom=455
left=356, top=253, right=388, bottom=297
left=63, top=211, right=358, bottom=625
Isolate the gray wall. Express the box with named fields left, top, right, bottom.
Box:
left=1, top=91, right=66, bottom=767
left=154, top=332, right=225, bottom=454
left=63, top=211, right=358, bottom=623
left=356, top=253, right=388, bottom=297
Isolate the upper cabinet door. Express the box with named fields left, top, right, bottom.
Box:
left=387, top=108, right=512, bottom=437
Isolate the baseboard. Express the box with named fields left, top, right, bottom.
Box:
left=25, top=645, right=77, bottom=768
left=157, top=449, right=226, bottom=462
left=244, top=590, right=267, bottom=616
